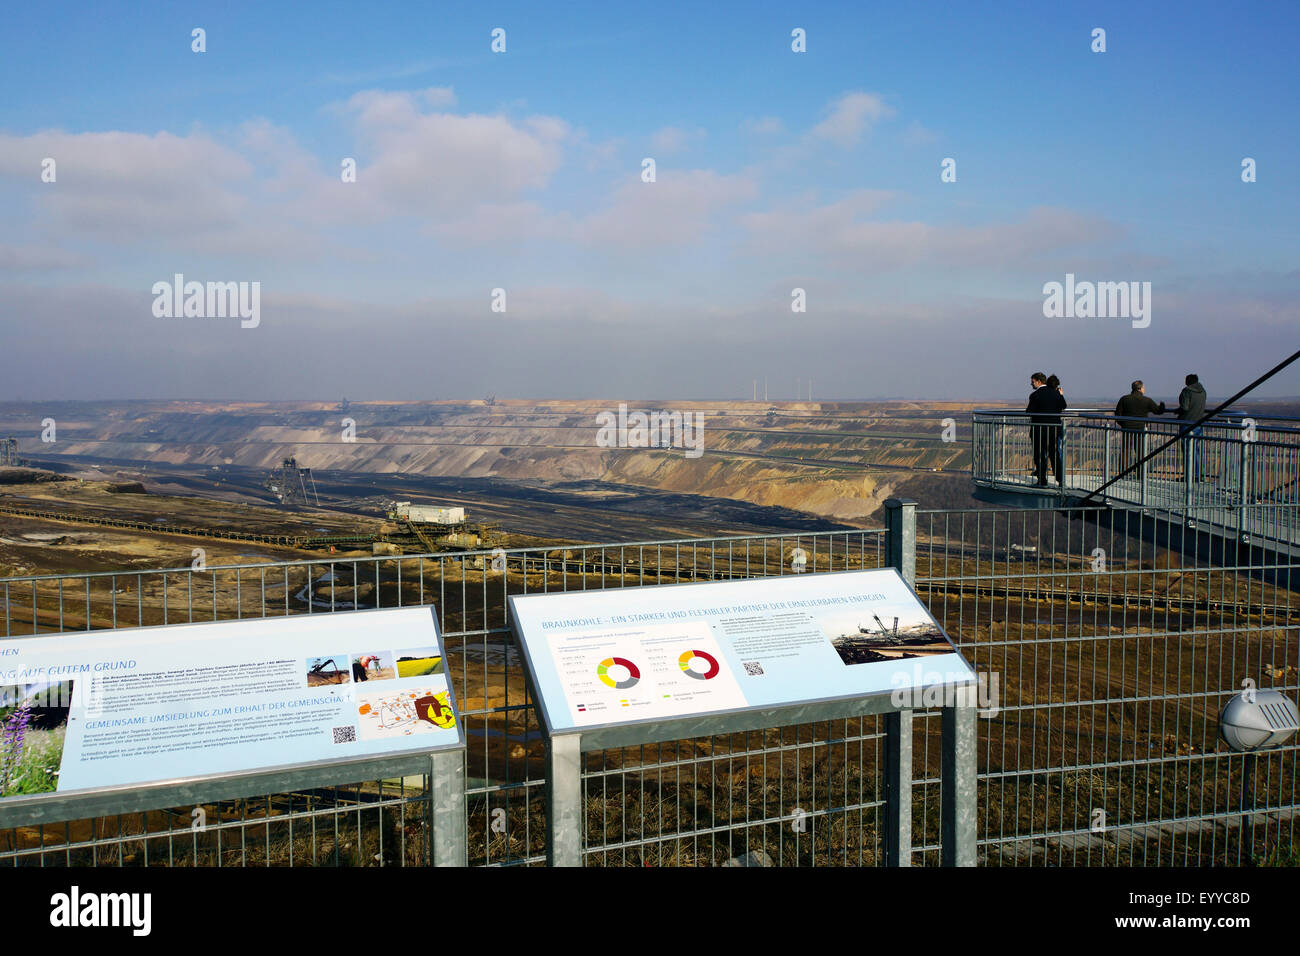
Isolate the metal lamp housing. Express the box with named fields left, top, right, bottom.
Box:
left=1219, top=690, right=1300, bottom=752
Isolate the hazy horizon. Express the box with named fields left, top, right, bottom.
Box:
left=2, top=392, right=1297, bottom=407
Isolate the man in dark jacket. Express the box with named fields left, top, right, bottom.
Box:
left=1115, top=380, right=1166, bottom=476
left=1026, top=372, right=1066, bottom=486
left=1176, top=374, right=1207, bottom=421
left=1176, top=373, right=1207, bottom=481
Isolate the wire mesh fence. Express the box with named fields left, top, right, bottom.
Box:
left=1, top=508, right=1296, bottom=866
left=1, top=780, right=433, bottom=867
left=915, top=505, right=1299, bottom=866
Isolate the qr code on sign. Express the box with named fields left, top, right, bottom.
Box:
left=742, top=661, right=764, bottom=676
left=332, top=725, right=357, bottom=744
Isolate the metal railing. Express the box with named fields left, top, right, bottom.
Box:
left=972, top=409, right=1300, bottom=547
left=1, top=506, right=1296, bottom=866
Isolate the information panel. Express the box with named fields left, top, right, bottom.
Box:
left=510, top=568, right=974, bottom=736
left=0, top=606, right=462, bottom=801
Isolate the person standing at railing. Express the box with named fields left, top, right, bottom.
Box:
left=1046, top=374, right=1066, bottom=485
left=1026, top=372, right=1064, bottom=487
left=1114, top=380, right=1167, bottom=480
left=1175, top=373, right=1207, bottom=482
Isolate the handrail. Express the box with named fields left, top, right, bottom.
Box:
left=1071, top=411, right=1294, bottom=429
left=972, top=407, right=1300, bottom=430
left=972, top=407, right=1111, bottom=415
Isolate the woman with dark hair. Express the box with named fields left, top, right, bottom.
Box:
left=1044, top=375, right=1067, bottom=485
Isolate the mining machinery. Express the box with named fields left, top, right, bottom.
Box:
left=265, top=457, right=320, bottom=507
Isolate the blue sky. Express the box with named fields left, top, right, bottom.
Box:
left=1, top=1, right=1297, bottom=402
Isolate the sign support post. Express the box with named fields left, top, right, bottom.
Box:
left=884, top=708, right=913, bottom=866
left=941, top=701, right=977, bottom=866
left=430, top=749, right=467, bottom=866
left=547, top=732, right=584, bottom=867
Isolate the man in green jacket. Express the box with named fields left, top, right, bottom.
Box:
left=1114, top=381, right=1167, bottom=477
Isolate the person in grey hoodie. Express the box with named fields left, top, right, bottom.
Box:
left=1176, top=374, right=1207, bottom=481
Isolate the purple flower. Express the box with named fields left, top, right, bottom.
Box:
left=0, top=701, right=33, bottom=796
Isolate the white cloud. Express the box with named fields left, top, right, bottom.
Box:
left=0, top=129, right=253, bottom=238
left=567, top=129, right=623, bottom=171
left=744, top=199, right=1122, bottom=270
left=574, top=169, right=757, bottom=247
left=427, top=167, right=758, bottom=248
left=0, top=88, right=1134, bottom=314
left=0, top=89, right=576, bottom=263
left=809, top=92, right=895, bottom=147
left=743, top=189, right=896, bottom=249
left=423, top=87, right=459, bottom=108
left=341, top=90, right=567, bottom=216
left=526, top=115, right=570, bottom=142
left=901, top=120, right=940, bottom=146
left=423, top=200, right=569, bottom=244
left=650, top=126, right=705, bottom=154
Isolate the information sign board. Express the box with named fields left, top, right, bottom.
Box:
left=0, top=606, right=462, bottom=805
left=510, top=568, right=974, bottom=738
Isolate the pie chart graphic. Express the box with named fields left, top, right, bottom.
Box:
left=678, top=649, right=720, bottom=681
left=597, top=657, right=640, bottom=689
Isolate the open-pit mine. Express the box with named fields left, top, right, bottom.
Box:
left=0, top=398, right=986, bottom=577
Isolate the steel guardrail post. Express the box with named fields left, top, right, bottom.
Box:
left=1239, top=430, right=1250, bottom=537
left=1059, top=419, right=1068, bottom=497
left=1104, top=426, right=1112, bottom=496
left=884, top=498, right=917, bottom=585
left=1140, top=431, right=1149, bottom=504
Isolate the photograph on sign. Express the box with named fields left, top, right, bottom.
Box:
left=0, top=606, right=461, bottom=802
left=510, top=568, right=974, bottom=735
